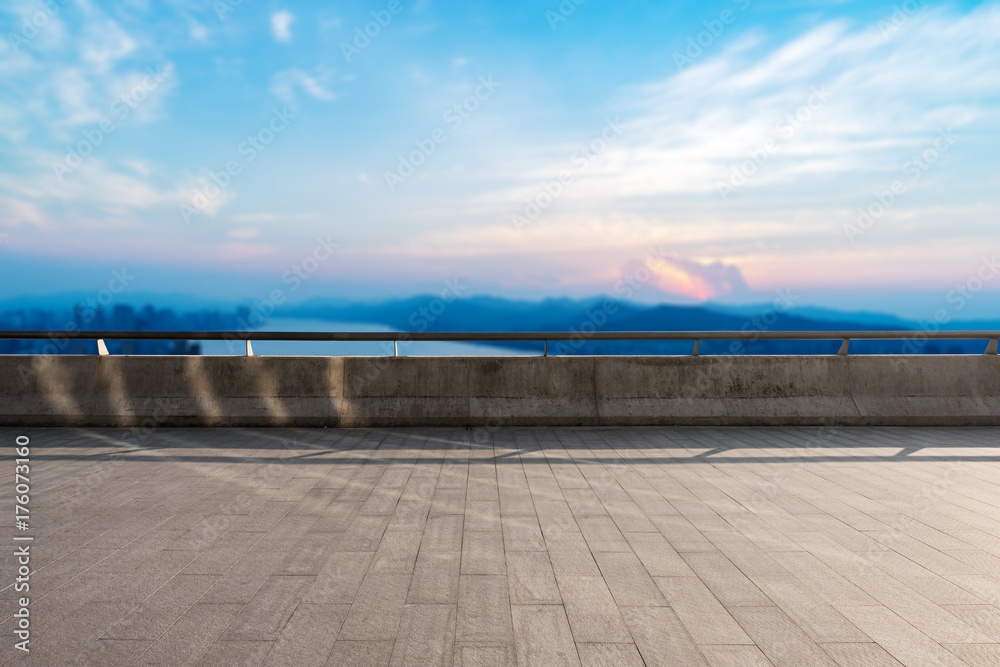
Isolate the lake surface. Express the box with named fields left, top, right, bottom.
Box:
left=198, top=318, right=537, bottom=356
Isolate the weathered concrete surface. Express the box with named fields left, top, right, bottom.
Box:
left=1, top=354, right=999, bottom=426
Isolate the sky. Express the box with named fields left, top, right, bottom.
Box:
left=1, top=0, right=999, bottom=319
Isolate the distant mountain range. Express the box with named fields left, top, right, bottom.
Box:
left=2, top=292, right=996, bottom=355
left=281, top=295, right=998, bottom=355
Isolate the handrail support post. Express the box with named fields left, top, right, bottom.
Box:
left=987, top=338, right=998, bottom=355
left=838, top=338, right=850, bottom=356
left=246, top=340, right=254, bottom=356
left=97, top=339, right=110, bottom=356
left=692, top=339, right=699, bottom=357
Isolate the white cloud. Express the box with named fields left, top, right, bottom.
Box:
left=443, top=5, right=998, bottom=223
left=551, top=6, right=1000, bottom=203
left=227, top=227, right=260, bottom=239
left=78, top=13, right=137, bottom=72
left=0, top=196, right=49, bottom=229
left=270, top=68, right=335, bottom=103
left=271, top=11, right=294, bottom=43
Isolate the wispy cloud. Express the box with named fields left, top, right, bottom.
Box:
left=271, top=11, right=294, bottom=43
left=513, top=7, right=1000, bottom=205
left=270, top=68, right=336, bottom=103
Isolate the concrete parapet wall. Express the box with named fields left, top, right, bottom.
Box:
left=1, top=354, right=998, bottom=427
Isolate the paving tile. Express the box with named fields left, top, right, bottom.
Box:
left=575, top=643, right=644, bottom=667
left=649, top=514, right=716, bottom=552
left=304, top=550, right=374, bottom=603
left=370, top=530, right=423, bottom=574
left=389, top=604, right=456, bottom=666
left=421, top=513, right=464, bottom=552
left=507, top=550, right=561, bottom=604
left=67, top=639, right=152, bottom=667
left=729, top=606, right=838, bottom=666
left=464, top=500, right=502, bottom=532
left=337, top=514, right=391, bottom=552
left=308, top=501, right=361, bottom=533
left=604, top=501, right=658, bottom=533
left=621, top=606, right=708, bottom=666
left=195, top=640, right=272, bottom=667
left=943, top=604, right=1000, bottom=642
left=821, top=642, right=904, bottom=666
left=942, top=643, right=1000, bottom=667
left=837, top=605, right=970, bottom=667
left=624, top=531, right=694, bottom=577
left=682, top=551, right=772, bottom=607
left=452, top=643, right=517, bottom=666
left=201, top=550, right=288, bottom=604
left=262, top=603, right=349, bottom=667
left=222, top=575, right=313, bottom=641
left=848, top=573, right=993, bottom=644
left=132, top=603, right=244, bottom=666
left=654, top=575, right=752, bottom=645
left=545, top=530, right=601, bottom=576
left=699, top=645, right=773, bottom=667
left=511, top=605, right=580, bottom=666
left=431, top=487, right=466, bottom=515
left=181, top=531, right=261, bottom=575
left=502, top=514, right=546, bottom=551
left=534, top=499, right=580, bottom=533
left=750, top=574, right=869, bottom=643
left=457, top=575, right=514, bottom=643
left=557, top=575, right=632, bottom=643
left=409, top=551, right=462, bottom=603
left=103, top=574, right=218, bottom=640
left=461, top=530, right=506, bottom=574
left=577, top=516, right=631, bottom=553
left=594, top=551, right=666, bottom=607
left=326, top=641, right=394, bottom=666
left=337, top=573, right=411, bottom=641
left=277, top=532, right=341, bottom=575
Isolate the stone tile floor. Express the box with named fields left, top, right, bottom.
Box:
left=2, top=426, right=1000, bottom=666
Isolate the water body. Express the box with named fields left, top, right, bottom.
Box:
left=198, top=318, right=536, bottom=356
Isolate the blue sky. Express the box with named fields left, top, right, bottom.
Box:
left=2, top=0, right=999, bottom=318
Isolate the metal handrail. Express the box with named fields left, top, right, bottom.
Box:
left=1, top=330, right=999, bottom=341
left=1, top=329, right=998, bottom=357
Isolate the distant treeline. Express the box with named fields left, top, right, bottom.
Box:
left=0, top=296, right=991, bottom=355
